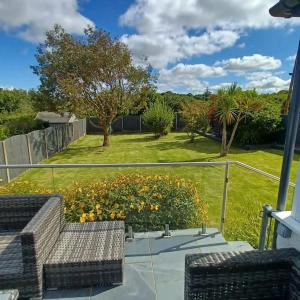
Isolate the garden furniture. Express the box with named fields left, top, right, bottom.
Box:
left=0, top=195, right=125, bottom=298
left=44, top=221, right=124, bottom=289
left=0, top=195, right=64, bottom=299
left=185, top=248, right=300, bottom=300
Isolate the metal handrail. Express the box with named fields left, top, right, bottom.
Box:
left=234, top=161, right=296, bottom=188
left=0, top=160, right=296, bottom=237
left=0, top=161, right=230, bottom=169
left=0, top=160, right=296, bottom=187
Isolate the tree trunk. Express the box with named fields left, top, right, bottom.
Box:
left=102, top=125, right=110, bottom=147
left=226, top=114, right=242, bottom=153
left=220, top=120, right=227, bottom=157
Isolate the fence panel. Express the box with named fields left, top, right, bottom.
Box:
left=28, top=130, right=47, bottom=164
left=5, top=135, right=30, bottom=179
left=0, top=118, right=86, bottom=184
left=87, top=114, right=185, bottom=134
left=123, top=115, right=141, bottom=132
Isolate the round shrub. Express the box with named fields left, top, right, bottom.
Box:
left=143, top=101, right=175, bottom=137
left=0, top=175, right=208, bottom=232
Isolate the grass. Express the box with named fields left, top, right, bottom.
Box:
left=16, top=132, right=300, bottom=247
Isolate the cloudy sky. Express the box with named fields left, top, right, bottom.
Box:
left=0, top=0, right=299, bottom=93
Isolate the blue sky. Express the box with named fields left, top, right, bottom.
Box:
left=0, top=0, right=299, bottom=94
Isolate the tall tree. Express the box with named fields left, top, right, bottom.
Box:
left=216, top=83, right=262, bottom=156
left=32, top=25, right=152, bottom=146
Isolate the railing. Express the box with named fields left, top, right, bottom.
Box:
left=0, top=160, right=296, bottom=247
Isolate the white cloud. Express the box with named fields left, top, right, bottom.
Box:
left=286, top=54, right=296, bottom=61
left=160, top=63, right=226, bottom=79
left=237, top=43, right=246, bottom=49
left=215, top=54, right=281, bottom=74
left=157, top=54, right=284, bottom=94
left=0, top=0, right=94, bottom=42
left=246, top=72, right=290, bottom=93
left=120, top=0, right=299, bottom=68
left=121, top=30, right=239, bottom=68
left=209, top=82, right=233, bottom=93
left=0, top=85, right=14, bottom=90
left=157, top=62, right=225, bottom=93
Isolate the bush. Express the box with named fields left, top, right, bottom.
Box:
left=0, top=126, right=9, bottom=141
left=4, top=115, right=48, bottom=136
left=143, top=101, right=174, bottom=137
left=0, top=175, right=208, bottom=231
left=181, top=101, right=210, bottom=142
left=234, top=101, right=284, bottom=145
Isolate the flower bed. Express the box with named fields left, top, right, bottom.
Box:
left=0, top=174, right=208, bottom=231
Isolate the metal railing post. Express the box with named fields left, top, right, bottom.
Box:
left=258, top=204, right=273, bottom=251
left=220, top=162, right=230, bottom=234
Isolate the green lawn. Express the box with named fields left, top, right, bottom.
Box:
left=18, top=132, right=300, bottom=247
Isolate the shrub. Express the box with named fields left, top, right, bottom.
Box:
left=234, top=101, right=284, bottom=145
left=0, top=175, right=208, bottom=231
left=143, top=101, right=175, bottom=137
left=181, top=101, right=210, bottom=142
left=5, top=115, right=48, bottom=136
left=0, top=126, right=9, bottom=141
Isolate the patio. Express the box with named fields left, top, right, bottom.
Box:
left=43, top=228, right=253, bottom=300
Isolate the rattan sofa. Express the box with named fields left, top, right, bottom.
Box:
left=0, top=195, right=125, bottom=298
left=0, top=195, right=64, bottom=298
left=185, top=248, right=300, bottom=300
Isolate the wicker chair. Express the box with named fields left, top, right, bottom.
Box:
left=185, top=248, right=300, bottom=300
left=0, top=195, right=124, bottom=298
left=0, top=195, right=64, bottom=299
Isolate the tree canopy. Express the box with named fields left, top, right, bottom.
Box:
left=32, top=25, right=152, bottom=146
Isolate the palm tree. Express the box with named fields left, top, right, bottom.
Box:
left=216, top=84, right=262, bottom=156
left=216, top=83, right=239, bottom=156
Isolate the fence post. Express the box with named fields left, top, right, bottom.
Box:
left=44, top=130, right=49, bottom=159
left=139, top=115, right=142, bottom=133
left=258, top=204, right=273, bottom=251
left=2, top=141, right=10, bottom=183
left=55, top=126, right=60, bottom=151
left=220, top=161, right=230, bottom=234
left=121, top=117, right=124, bottom=132
left=175, top=113, right=178, bottom=130
left=26, top=134, right=32, bottom=165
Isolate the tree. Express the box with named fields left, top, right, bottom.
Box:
left=143, top=100, right=174, bottom=137
left=181, top=101, right=210, bottom=142
left=32, top=25, right=152, bottom=146
left=216, top=83, right=262, bottom=156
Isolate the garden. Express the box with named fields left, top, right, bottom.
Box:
left=1, top=132, right=298, bottom=248
left=0, top=25, right=297, bottom=249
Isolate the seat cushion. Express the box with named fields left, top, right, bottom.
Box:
left=0, top=231, right=23, bottom=276
left=44, top=221, right=124, bottom=289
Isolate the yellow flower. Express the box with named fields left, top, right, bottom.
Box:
left=80, top=213, right=87, bottom=224
left=129, top=203, right=134, bottom=209
left=96, top=208, right=102, bottom=215
left=155, top=205, right=160, bottom=211
left=110, top=212, right=116, bottom=220
left=89, top=212, right=95, bottom=221
left=95, top=204, right=101, bottom=210
left=78, top=187, right=82, bottom=193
